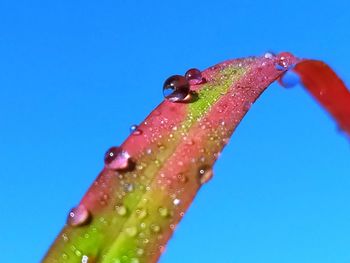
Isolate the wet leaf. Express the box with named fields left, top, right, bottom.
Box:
left=43, top=53, right=350, bottom=263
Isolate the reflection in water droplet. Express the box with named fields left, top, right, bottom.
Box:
left=279, top=69, right=300, bottom=88
left=67, top=205, right=90, bottom=227
left=130, top=125, right=142, bottom=135
left=185, top=68, right=203, bottom=85
left=199, top=166, right=214, bottom=184
left=163, top=75, right=190, bottom=102
left=104, top=147, right=131, bottom=170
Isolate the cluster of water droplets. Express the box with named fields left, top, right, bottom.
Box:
left=163, top=68, right=204, bottom=102
left=60, top=61, right=242, bottom=261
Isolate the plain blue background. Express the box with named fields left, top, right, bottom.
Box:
left=1, top=0, right=349, bottom=262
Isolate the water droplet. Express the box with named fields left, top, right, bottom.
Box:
left=158, top=207, right=169, bottom=217
left=124, top=183, right=134, bottom=192
left=130, top=125, right=142, bottom=135
left=151, top=224, right=161, bottom=233
left=104, top=147, right=131, bottom=170
left=163, top=75, right=190, bottom=102
left=198, top=166, right=214, bottom=184
left=116, top=205, right=127, bottom=216
left=62, top=233, right=69, bottom=242
left=185, top=68, right=203, bottom=85
left=176, top=173, right=187, bottom=183
left=275, top=52, right=295, bottom=70
left=159, top=245, right=166, bottom=253
left=82, top=255, right=89, bottom=263
left=125, top=226, right=138, bottom=237
left=264, top=51, right=276, bottom=59
left=243, top=101, right=252, bottom=111
left=136, top=248, right=144, bottom=256
left=279, top=69, right=300, bottom=88
left=173, top=199, right=181, bottom=206
left=67, top=205, right=90, bottom=227
left=136, top=208, right=148, bottom=219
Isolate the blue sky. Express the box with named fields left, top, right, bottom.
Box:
left=0, top=0, right=349, bottom=262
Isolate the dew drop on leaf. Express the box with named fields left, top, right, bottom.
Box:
left=116, top=205, right=127, bottom=216
left=243, top=101, right=252, bottom=111
left=264, top=51, right=276, bottom=59
left=185, top=68, right=203, bottom=85
left=130, top=124, right=142, bottom=135
left=198, top=166, right=214, bottom=184
left=158, top=207, right=169, bottom=217
left=151, top=224, right=161, bottom=233
left=67, top=205, right=90, bottom=227
left=104, top=147, right=131, bottom=170
left=275, top=52, right=295, bottom=70
left=173, top=198, right=181, bottom=206
left=125, top=226, right=138, bottom=237
left=163, top=75, right=190, bottom=102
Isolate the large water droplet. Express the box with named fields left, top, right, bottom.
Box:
left=279, top=69, right=300, bottom=88
left=198, top=166, right=214, bottom=184
left=104, top=147, right=130, bottom=170
left=67, top=205, right=90, bottom=227
left=275, top=52, right=295, bottom=70
left=130, top=125, right=142, bottom=135
left=163, top=75, right=190, bottom=102
left=185, top=68, right=203, bottom=85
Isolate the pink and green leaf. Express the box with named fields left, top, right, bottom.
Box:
left=43, top=53, right=350, bottom=263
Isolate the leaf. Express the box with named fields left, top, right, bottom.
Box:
left=43, top=53, right=350, bottom=263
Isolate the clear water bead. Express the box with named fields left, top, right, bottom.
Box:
left=104, top=146, right=131, bottom=170
left=185, top=68, right=203, bottom=85
left=264, top=52, right=276, bottom=59
left=130, top=124, right=142, bottom=135
left=275, top=52, right=295, bottom=70
left=67, top=205, right=90, bottom=227
left=163, top=75, right=190, bottom=102
left=199, top=166, right=214, bottom=184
